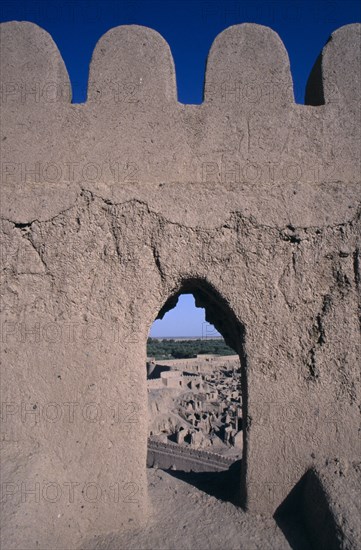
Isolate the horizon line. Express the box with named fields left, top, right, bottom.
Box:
left=148, top=335, right=223, bottom=339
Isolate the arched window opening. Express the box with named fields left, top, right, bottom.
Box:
left=146, top=279, right=247, bottom=506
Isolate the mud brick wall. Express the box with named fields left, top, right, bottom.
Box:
left=0, top=21, right=360, bottom=549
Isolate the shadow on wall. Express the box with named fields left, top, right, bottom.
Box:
left=274, top=469, right=347, bottom=550
left=167, top=459, right=242, bottom=506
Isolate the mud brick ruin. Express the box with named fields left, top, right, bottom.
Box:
left=0, top=20, right=360, bottom=549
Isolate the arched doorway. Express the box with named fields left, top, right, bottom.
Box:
left=146, top=277, right=248, bottom=507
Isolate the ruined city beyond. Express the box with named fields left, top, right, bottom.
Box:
left=0, top=20, right=360, bottom=550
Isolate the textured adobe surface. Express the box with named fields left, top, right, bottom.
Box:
left=0, top=21, right=360, bottom=549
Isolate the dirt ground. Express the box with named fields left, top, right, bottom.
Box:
left=80, top=468, right=312, bottom=550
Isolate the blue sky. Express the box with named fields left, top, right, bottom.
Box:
left=151, top=294, right=217, bottom=338
left=1, top=1, right=360, bottom=336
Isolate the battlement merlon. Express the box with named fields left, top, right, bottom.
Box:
left=306, top=23, right=361, bottom=108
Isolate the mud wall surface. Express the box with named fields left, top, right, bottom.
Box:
left=0, top=20, right=360, bottom=549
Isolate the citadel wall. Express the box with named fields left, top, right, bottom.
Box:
left=0, top=20, right=360, bottom=549
left=147, top=437, right=235, bottom=472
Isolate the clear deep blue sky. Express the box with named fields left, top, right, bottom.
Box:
left=1, top=1, right=360, bottom=336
